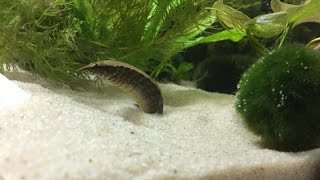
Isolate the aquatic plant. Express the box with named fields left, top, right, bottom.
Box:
left=0, top=0, right=87, bottom=85
left=213, top=0, right=320, bottom=51
left=1, top=0, right=234, bottom=86
left=194, top=0, right=320, bottom=94
left=236, top=44, right=320, bottom=151
left=1, top=0, right=319, bottom=87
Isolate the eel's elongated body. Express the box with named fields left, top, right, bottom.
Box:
left=79, top=60, right=163, bottom=114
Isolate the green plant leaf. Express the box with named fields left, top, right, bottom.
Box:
left=212, top=1, right=251, bottom=30
left=271, top=0, right=320, bottom=26
left=142, top=0, right=174, bottom=41
left=196, top=29, right=246, bottom=44
left=271, top=0, right=304, bottom=13
left=177, top=62, right=193, bottom=75
left=182, top=8, right=217, bottom=40
left=247, top=12, right=288, bottom=38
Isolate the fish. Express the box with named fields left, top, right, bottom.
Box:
left=79, top=60, right=163, bottom=114
left=306, top=37, right=320, bottom=52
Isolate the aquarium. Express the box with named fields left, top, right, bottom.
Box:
left=0, top=0, right=319, bottom=179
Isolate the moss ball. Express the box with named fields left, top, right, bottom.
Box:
left=236, top=44, right=320, bottom=151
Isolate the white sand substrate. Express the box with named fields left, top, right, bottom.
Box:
left=0, top=72, right=319, bottom=180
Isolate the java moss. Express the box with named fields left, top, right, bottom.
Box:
left=236, top=44, right=320, bottom=151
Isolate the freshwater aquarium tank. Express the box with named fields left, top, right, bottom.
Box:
left=0, top=0, right=319, bottom=179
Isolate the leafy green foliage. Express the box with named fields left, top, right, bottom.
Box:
left=272, top=0, right=320, bottom=26
left=2, top=0, right=238, bottom=85
left=212, top=1, right=251, bottom=31
left=197, top=29, right=246, bottom=44
left=0, top=0, right=87, bottom=86
left=1, top=0, right=318, bottom=86
left=236, top=44, right=320, bottom=151
left=153, top=62, right=193, bottom=83
left=247, top=12, right=288, bottom=38
left=3, top=0, right=263, bottom=85
left=212, top=0, right=320, bottom=48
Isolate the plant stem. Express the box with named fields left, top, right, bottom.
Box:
left=247, top=30, right=269, bottom=55
left=278, top=24, right=292, bottom=48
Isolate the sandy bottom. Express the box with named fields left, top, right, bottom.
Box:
left=0, top=72, right=319, bottom=180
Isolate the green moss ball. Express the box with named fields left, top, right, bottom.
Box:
left=236, top=44, right=320, bottom=151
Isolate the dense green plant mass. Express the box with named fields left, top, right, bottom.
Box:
left=0, top=0, right=89, bottom=85
left=0, top=0, right=220, bottom=86
left=1, top=0, right=319, bottom=87
left=236, top=44, right=320, bottom=151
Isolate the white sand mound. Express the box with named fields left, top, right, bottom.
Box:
left=0, top=72, right=319, bottom=180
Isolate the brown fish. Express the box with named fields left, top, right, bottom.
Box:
left=79, top=60, right=163, bottom=114
left=306, top=37, right=320, bottom=52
